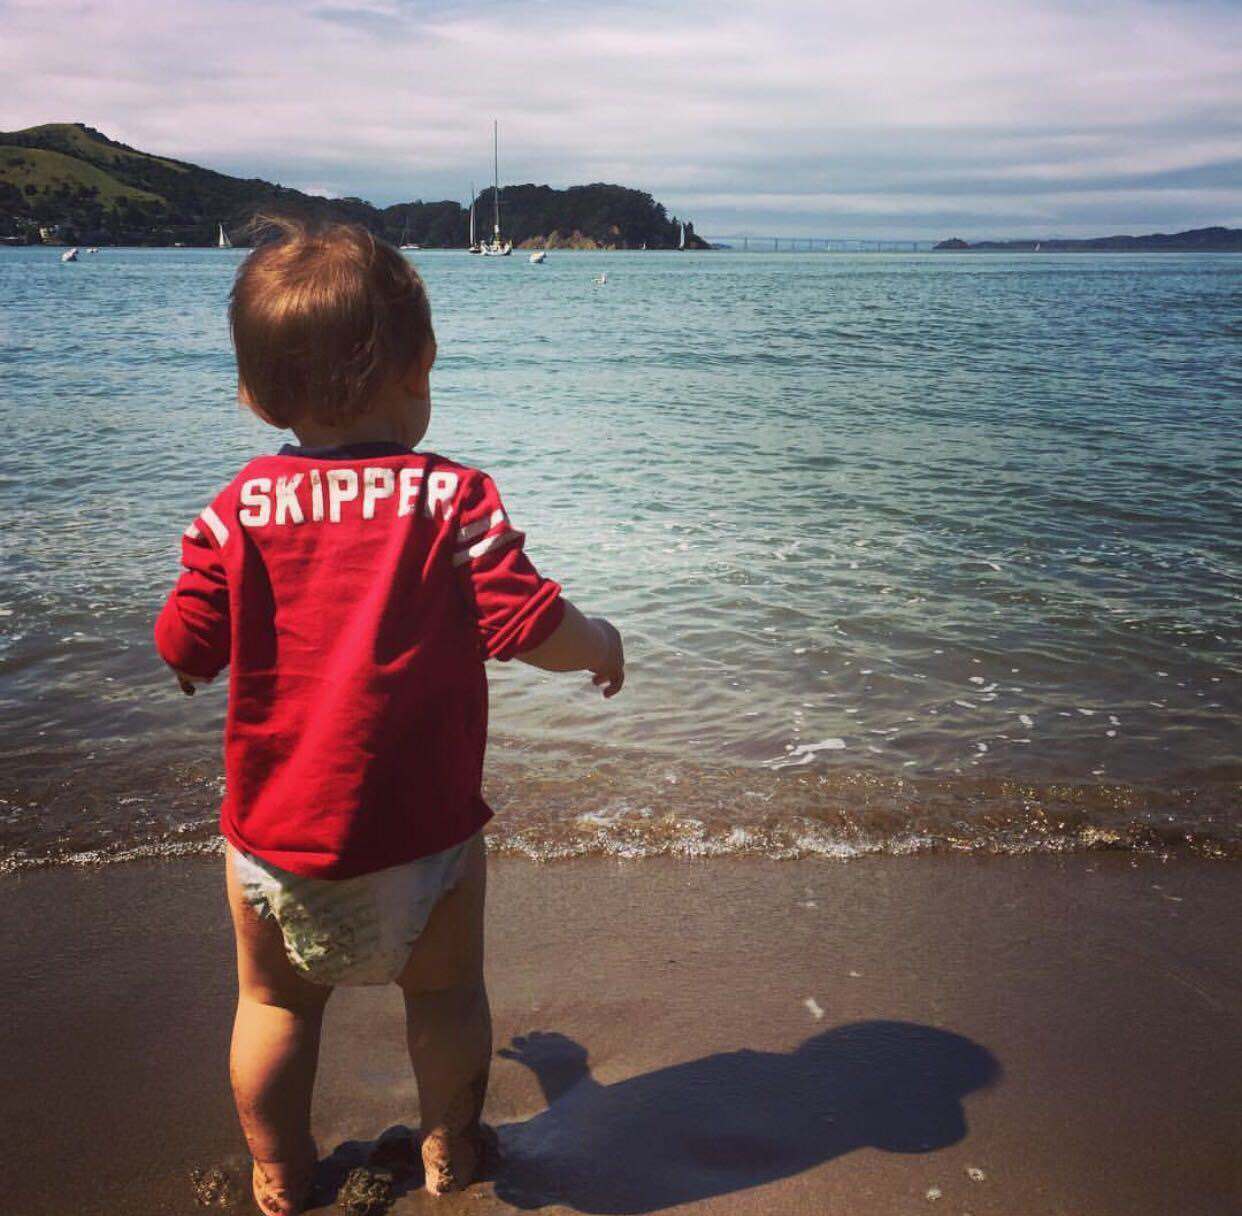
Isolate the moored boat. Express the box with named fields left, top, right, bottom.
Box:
left=479, top=122, right=513, bottom=256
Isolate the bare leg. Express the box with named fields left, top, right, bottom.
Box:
left=396, top=834, right=492, bottom=1195
left=226, top=850, right=331, bottom=1216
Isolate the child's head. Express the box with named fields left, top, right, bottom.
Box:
left=230, top=215, right=435, bottom=444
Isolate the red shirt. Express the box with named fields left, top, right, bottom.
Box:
left=154, top=442, right=564, bottom=879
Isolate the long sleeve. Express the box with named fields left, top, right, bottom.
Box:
left=154, top=512, right=231, bottom=678
left=450, top=471, right=564, bottom=661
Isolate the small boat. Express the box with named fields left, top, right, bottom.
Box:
left=87, top=247, right=100, bottom=254
left=529, top=251, right=546, bottom=264
left=61, top=247, right=78, bottom=262
left=479, top=122, right=513, bottom=257
left=218, top=223, right=232, bottom=249
left=398, top=221, right=419, bottom=250
left=593, top=272, right=607, bottom=285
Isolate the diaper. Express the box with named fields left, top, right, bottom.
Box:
left=231, top=835, right=475, bottom=986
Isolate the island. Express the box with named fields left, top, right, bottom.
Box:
left=0, top=123, right=711, bottom=250
left=934, top=228, right=1242, bottom=252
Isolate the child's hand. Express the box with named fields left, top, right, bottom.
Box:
left=168, top=664, right=213, bottom=696
left=589, top=618, right=625, bottom=698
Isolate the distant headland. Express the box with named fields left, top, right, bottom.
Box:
left=0, top=123, right=710, bottom=250
left=935, top=228, right=1242, bottom=253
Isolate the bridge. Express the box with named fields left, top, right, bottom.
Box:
left=697, top=234, right=936, bottom=252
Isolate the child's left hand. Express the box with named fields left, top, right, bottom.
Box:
left=168, top=664, right=213, bottom=696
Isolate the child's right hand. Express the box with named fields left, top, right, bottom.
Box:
left=167, top=662, right=214, bottom=696
left=589, top=618, right=625, bottom=698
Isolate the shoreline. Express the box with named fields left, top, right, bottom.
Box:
left=1, top=852, right=1238, bottom=1214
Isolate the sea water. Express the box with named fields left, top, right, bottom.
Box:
left=0, top=247, right=1238, bottom=867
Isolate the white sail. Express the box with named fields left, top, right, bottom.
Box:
left=678, top=222, right=686, bottom=250
left=218, top=223, right=232, bottom=249
left=479, top=123, right=512, bottom=255
left=492, top=121, right=501, bottom=242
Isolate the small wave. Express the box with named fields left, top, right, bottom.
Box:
left=2, top=748, right=1235, bottom=873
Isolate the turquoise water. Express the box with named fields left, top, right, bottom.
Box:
left=0, top=247, right=1238, bottom=865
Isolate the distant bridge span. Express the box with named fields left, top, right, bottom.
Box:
left=697, top=234, right=936, bottom=252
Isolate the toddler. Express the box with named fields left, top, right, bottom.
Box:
left=155, top=216, right=624, bottom=1214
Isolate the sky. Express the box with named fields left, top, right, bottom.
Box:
left=3, top=0, right=1241, bottom=239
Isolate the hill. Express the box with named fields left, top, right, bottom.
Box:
left=0, top=122, right=708, bottom=249
left=934, top=227, right=1242, bottom=253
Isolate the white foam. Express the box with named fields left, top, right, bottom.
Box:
left=795, top=737, right=847, bottom=754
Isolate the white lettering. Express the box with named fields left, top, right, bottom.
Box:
left=362, top=467, right=395, bottom=519
left=273, top=474, right=304, bottom=525
left=309, top=468, right=324, bottom=521
left=426, top=471, right=459, bottom=520
left=239, top=478, right=271, bottom=527
left=398, top=467, right=424, bottom=517
left=326, top=468, right=358, bottom=522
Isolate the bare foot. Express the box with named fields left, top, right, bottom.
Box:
left=251, top=1149, right=316, bottom=1216
left=421, top=1124, right=496, bottom=1196
left=421, top=1127, right=475, bottom=1196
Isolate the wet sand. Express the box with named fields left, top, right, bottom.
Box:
left=1, top=853, right=1239, bottom=1215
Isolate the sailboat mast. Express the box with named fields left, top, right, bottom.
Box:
left=492, top=120, right=501, bottom=239
left=469, top=181, right=476, bottom=246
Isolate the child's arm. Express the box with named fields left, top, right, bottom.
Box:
left=155, top=513, right=231, bottom=695
left=517, top=600, right=625, bottom=697
left=450, top=468, right=624, bottom=696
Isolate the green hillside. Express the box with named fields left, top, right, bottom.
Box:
left=9, top=122, right=188, bottom=175
left=0, top=122, right=707, bottom=249
left=1, top=146, right=164, bottom=207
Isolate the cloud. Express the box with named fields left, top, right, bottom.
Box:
left=1, top=0, right=1239, bottom=237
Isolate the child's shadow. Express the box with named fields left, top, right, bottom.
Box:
left=492, top=1021, right=1000, bottom=1213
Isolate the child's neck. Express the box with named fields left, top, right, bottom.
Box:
left=291, top=414, right=404, bottom=450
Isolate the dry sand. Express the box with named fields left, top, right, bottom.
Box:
left=1, top=853, right=1239, bottom=1215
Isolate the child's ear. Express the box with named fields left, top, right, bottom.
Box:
left=401, top=340, right=435, bottom=394
left=238, top=380, right=280, bottom=429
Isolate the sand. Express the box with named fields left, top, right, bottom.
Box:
left=1, top=852, right=1239, bottom=1215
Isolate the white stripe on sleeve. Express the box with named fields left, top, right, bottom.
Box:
left=183, top=522, right=202, bottom=540
left=199, top=505, right=230, bottom=547
left=456, top=509, right=507, bottom=546
left=451, top=527, right=522, bottom=566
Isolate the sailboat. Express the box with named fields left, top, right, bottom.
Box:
left=479, top=122, right=512, bottom=257
left=678, top=222, right=686, bottom=251
left=217, top=223, right=232, bottom=249
left=399, top=221, right=420, bottom=251
left=468, top=182, right=481, bottom=254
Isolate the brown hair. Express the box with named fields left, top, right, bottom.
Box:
left=229, top=214, right=434, bottom=428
